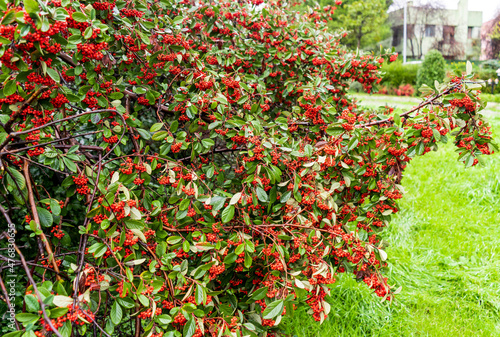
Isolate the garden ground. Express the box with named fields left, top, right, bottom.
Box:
left=283, top=94, right=500, bottom=336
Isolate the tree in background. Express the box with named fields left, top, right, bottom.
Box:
left=417, top=50, right=446, bottom=88
left=335, top=0, right=391, bottom=49
left=489, top=16, right=500, bottom=58
left=304, top=0, right=392, bottom=50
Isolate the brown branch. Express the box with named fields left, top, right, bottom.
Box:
left=23, top=160, right=61, bottom=277
left=0, top=273, right=20, bottom=330
left=1, top=141, right=103, bottom=156
left=178, top=146, right=246, bottom=162
left=7, top=109, right=117, bottom=137
left=0, top=205, right=20, bottom=330
left=0, top=257, right=71, bottom=280
left=358, top=83, right=459, bottom=128
left=0, top=109, right=115, bottom=156
left=3, top=87, right=48, bottom=134
left=0, top=87, right=48, bottom=153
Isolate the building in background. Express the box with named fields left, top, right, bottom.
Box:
left=389, top=0, right=482, bottom=60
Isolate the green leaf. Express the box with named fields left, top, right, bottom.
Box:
left=235, top=244, right=245, bottom=255
left=250, top=287, right=268, bottom=300
left=3, top=80, right=16, bottom=96
left=15, top=312, right=40, bottom=323
left=167, top=236, right=182, bottom=244
left=262, top=299, right=284, bottom=319
left=183, top=316, right=196, bottom=337
left=182, top=240, right=190, bottom=252
left=326, top=125, right=344, bottom=136
left=24, top=0, right=39, bottom=13
left=210, top=195, right=226, bottom=211
left=393, top=112, right=401, bottom=127
left=37, top=207, right=53, bottom=227
left=68, top=35, right=82, bottom=44
left=50, top=199, right=61, bottom=216
left=93, top=243, right=108, bottom=258
left=117, top=297, right=136, bottom=309
left=1, top=9, right=16, bottom=25
left=416, top=141, right=425, bottom=156
left=245, top=240, right=255, bottom=253
left=49, top=308, right=69, bottom=318
left=46, top=68, right=60, bottom=83
left=244, top=252, right=252, bottom=268
left=7, top=167, right=26, bottom=190
left=62, top=157, right=77, bottom=172
left=195, top=283, right=205, bottom=305
left=214, top=93, right=228, bottom=105
left=347, top=137, right=359, bottom=151
left=179, top=198, right=190, bottom=211
left=221, top=205, right=235, bottom=223
left=150, top=123, right=163, bottom=132
left=173, top=15, right=184, bottom=25
left=41, top=17, right=50, bottom=32
left=152, top=131, right=168, bottom=141
left=111, top=301, right=122, bottom=325
left=83, top=26, right=93, bottom=40
left=24, top=294, right=40, bottom=312
left=59, top=320, right=72, bottom=337
left=136, top=128, right=151, bottom=140
left=256, top=186, right=268, bottom=202
left=156, top=314, right=173, bottom=326
left=224, top=252, right=238, bottom=265
left=137, top=30, right=150, bottom=45
left=72, top=12, right=87, bottom=22
left=201, top=138, right=214, bottom=148
left=170, top=120, right=179, bottom=133
left=52, top=295, right=74, bottom=307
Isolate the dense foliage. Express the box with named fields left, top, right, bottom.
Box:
left=0, top=0, right=496, bottom=336
left=416, top=49, right=446, bottom=89
left=380, top=59, right=419, bottom=88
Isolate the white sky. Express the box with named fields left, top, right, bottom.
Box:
left=391, top=0, right=500, bottom=22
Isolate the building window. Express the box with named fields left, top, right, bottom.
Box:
left=468, top=26, right=479, bottom=39
left=443, top=25, right=455, bottom=44
left=425, top=25, right=435, bottom=37
left=392, top=27, right=402, bottom=46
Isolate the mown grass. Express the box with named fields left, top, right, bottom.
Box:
left=282, top=103, right=500, bottom=336
left=351, top=93, right=500, bottom=113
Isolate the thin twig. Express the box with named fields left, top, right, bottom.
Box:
left=23, top=160, right=61, bottom=276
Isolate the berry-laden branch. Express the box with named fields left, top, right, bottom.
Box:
left=357, top=82, right=460, bottom=128
left=0, top=0, right=496, bottom=336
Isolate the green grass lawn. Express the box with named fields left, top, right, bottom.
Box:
left=351, top=93, right=500, bottom=114
left=283, top=103, right=500, bottom=336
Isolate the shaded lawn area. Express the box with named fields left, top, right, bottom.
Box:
left=282, top=106, right=500, bottom=336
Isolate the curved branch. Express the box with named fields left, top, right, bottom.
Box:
left=23, top=160, right=61, bottom=276
left=357, top=83, right=459, bottom=128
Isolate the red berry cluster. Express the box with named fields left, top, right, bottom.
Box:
left=72, top=175, right=90, bottom=195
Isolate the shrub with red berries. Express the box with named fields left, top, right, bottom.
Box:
left=0, top=0, right=496, bottom=337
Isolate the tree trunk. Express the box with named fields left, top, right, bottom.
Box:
left=357, top=26, right=363, bottom=50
